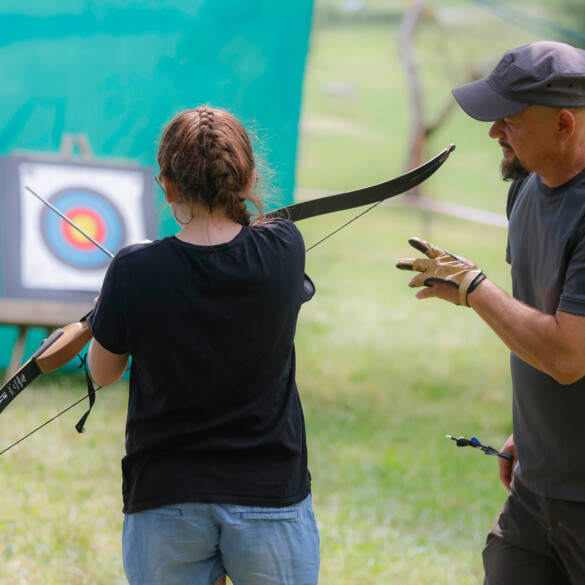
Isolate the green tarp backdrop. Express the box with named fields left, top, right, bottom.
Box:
left=0, top=0, right=314, bottom=369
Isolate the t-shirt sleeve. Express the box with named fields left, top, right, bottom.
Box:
left=559, top=218, right=585, bottom=316
left=87, top=256, right=128, bottom=354
left=506, top=178, right=527, bottom=265
left=269, top=218, right=316, bottom=304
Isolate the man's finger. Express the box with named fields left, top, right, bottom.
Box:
left=408, top=237, right=443, bottom=259
left=396, top=258, right=415, bottom=271
left=397, top=236, right=485, bottom=306
left=396, top=257, right=432, bottom=272
left=408, top=273, right=428, bottom=288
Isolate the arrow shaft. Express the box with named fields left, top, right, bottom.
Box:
left=25, top=186, right=114, bottom=259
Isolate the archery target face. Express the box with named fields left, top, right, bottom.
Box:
left=19, top=160, right=148, bottom=292
left=40, top=188, right=125, bottom=270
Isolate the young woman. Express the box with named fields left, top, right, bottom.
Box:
left=87, top=106, right=320, bottom=585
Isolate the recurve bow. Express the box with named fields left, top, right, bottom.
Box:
left=0, top=143, right=455, bottom=431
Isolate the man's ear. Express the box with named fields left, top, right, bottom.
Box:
left=557, top=109, right=576, bottom=141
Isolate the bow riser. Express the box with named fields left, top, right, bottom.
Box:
left=0, top=320, right=93, bottom=416
left=36, top=321, right=93, bottom=374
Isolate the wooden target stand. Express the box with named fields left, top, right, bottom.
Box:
left=1, top=135, right=96, bottom=382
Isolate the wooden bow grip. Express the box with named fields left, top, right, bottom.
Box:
left=33, top=321, right=93, bottom=374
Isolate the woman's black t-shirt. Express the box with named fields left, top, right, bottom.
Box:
left=88, top=219, right=315, bottom=513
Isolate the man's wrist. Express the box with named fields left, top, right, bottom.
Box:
left=465, top=273, right=487, bottom=306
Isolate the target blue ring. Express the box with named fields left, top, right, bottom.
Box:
left=42, top=189, right=124, bottom=269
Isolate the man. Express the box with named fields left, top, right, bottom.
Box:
left=397, top=41, right=585, bottom=585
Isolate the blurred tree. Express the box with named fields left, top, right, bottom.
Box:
left=558, top=0, right=585, bottom=48
left=398, top=0, right=491, bottom=192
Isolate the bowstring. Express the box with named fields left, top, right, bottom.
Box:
left=305, top=199, right=385, bottom=252
left=0, top=381, right=103, bottom=456
left=1, top=192, right=391, bottom=454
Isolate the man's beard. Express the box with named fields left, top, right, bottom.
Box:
left=501, top=156, right=530, bottom=182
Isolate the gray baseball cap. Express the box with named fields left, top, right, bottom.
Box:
left=452, top=41, right=585, bottom=122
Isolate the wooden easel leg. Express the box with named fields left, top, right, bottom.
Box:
left=5, top=325, right=28, bottom=383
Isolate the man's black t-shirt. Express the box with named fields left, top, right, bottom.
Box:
left=506, top=169, right=585, bottom=501
left=88, top=219, right=315, bottom=513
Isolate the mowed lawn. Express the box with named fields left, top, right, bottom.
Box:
left=0, top=3, right=559, bottom=584
left=1, top=207, right=515, bottom=585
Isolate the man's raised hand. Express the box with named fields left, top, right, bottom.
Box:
left=396, top=237, right=486, bottom=307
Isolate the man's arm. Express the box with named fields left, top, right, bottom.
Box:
left=417, top=278, right=585, bottom=385
left=88, top=338, right=129, bottom=387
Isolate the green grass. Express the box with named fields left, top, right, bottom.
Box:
left=0, top=380, right=127, bottom=585
left=0, top=209, right=513, bottom=585
left=299, top=210, right=512, bottom=584
left=0, top=2, right=569, bottom=583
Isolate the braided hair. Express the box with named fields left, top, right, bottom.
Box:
left=157, top=107, right=264, bottom=225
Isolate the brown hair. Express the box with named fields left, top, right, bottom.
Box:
left=157, top=106, right=264, bottom=225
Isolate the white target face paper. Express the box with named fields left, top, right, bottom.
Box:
left=0, top=155, right=156, bottom=301
left=20, top=162, right=146, bottom=291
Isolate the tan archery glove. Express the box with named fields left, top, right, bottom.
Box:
left=396, top=237, right=485, bottom=307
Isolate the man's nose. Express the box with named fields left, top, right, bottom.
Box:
left=488, top=119, right=506, bottom=139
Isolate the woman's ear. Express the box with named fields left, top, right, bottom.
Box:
left=163, top=177, right=175, bottom=203
left=244, top=169, right=258, bottom=194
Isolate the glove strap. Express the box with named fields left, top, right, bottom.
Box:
left=458, top=269, right=484, bottom=307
